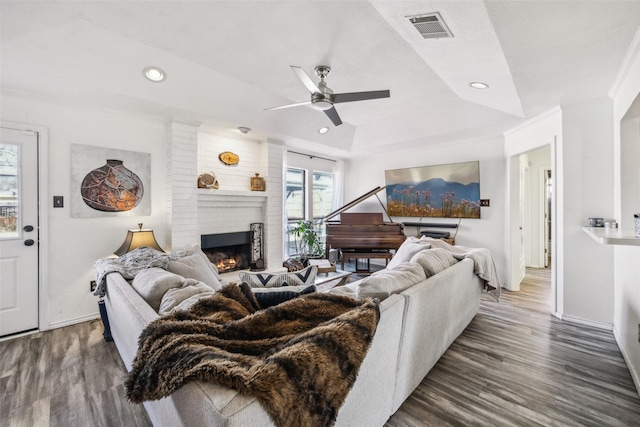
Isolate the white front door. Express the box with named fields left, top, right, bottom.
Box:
left=0, top=127, right=39, bottom=337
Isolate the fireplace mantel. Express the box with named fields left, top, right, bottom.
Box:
left=197, top=189, right=267, bottom=208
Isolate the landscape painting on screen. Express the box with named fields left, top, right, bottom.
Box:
left=384, top=161, right=481, bottom=218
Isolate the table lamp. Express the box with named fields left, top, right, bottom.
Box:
left=114, top=223, right=164, bottom=256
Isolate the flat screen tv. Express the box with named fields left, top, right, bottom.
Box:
left=384, top=160, right=480, bottom=219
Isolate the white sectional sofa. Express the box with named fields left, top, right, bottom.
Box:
left=102, top=243, right=485, bottom=426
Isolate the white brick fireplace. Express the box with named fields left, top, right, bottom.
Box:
left=165, top=120, right=284, bottom=271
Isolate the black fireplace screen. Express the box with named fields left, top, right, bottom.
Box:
left=201, top=224, right=264, bottom=273
left=201, top=232, right=251, bottom=273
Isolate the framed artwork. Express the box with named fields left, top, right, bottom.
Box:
left=70, top=144, right=151, bottom=217
left=384, top=161, right=481, bottom=219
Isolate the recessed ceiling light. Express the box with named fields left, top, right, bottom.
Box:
left=318, top=127, right=330, bottom=134
left=143, top=66, right=166, bottom=82
left=237, top=126, right=251, bottom=134
left=469, top=82, right=489, bottom=89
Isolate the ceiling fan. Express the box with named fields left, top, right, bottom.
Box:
left=266, top=65, right=390, bottom=126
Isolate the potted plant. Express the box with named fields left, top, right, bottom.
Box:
left=290, top=220, right=324, bottom=264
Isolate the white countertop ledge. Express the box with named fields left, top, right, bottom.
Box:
left=582, top=227, right=640, bottom=246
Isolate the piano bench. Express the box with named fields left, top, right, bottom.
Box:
left=341, top=251, right=393, bottom=274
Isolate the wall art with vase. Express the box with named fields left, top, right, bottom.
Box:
left=70, top=144, right=151, bottom=217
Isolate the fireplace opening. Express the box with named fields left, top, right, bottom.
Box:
left=201, top=232, right=252, bottom=273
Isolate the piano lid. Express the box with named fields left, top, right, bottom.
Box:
left=323, top=186, right=393, bottom=222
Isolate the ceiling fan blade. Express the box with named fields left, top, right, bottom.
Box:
left=324, top=106, right=343, bottom=126
left=291, top=66, right=320, bottom=94
left=265, top=100, right=312, bottom=111
left=333, top=90, right=390, bottom=104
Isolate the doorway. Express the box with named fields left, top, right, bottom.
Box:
left=0, top=122, right=48, bottom=339
left=0, top=127, right=39, bottom=337
left=511, top=144, right=555, bottom=312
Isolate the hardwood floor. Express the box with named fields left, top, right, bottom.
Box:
left=0, top=319, right=151, bottom=426
left=1, top=268, right=639, bottom=426
left=386, top=268, right=640, bottom=426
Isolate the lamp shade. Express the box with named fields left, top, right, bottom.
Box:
left=114, top=228, right=164, bottom=256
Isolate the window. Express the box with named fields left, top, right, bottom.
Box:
left=285, top=168, right=305, bottom=221
left=0, top=143, right=18, bottom=238
left=284, top=166, right=335, bottom=257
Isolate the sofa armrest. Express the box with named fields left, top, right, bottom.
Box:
left=104, top=272, right=159, bottom=370
left=391, top=258, right=482, bottom=412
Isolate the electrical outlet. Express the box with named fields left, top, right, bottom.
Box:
left=90, top=280, right=97, bottom=292
left=480, top=199, right=490, bottom=207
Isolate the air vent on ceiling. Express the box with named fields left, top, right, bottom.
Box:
left=408, top=12, right=453, bottom=39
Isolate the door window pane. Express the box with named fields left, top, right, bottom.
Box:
left=0, top=144, right=18, bottom=238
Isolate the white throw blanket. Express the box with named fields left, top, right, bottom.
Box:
left=422, top=238, right=501, bottom=301
left=93, top=246, right=186, bottom=297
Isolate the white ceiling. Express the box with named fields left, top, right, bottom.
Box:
left=2, top=1, right=639, bottom=158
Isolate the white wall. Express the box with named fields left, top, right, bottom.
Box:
left=199, top=130, right=269, bottom=192
left=1, top=93, right=167, bottom=328
left=344, top=135, right=508, bottom=283
left=506, top=100, right=615, bottom=326
left=611, top=28, right=640, bottom=394
left=561, top=99, right=615, bottom=326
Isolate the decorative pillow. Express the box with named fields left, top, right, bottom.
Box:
left=131, top=268, right=188, bottom=311
left=238, top=265, right=317, bottom=288
left=252, top=285, right=317, bottom=309
left=167, top=247, right=223, bottom=291
left=326, top=283, right=358, bottom=297
left=386, top=237, right=431, bottom=270
left=158, top=281, right=215, bottom=315
left=182, top=244, right=231, bottom=284
left=357, top=262, right=426, bottom=301
left=410, top=248, right=458, bottom=277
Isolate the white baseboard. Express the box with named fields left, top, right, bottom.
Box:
left=0, top=329, right=39, bottom=343
left=0, top=313, right=100, bottom=341
left=560, top=314, right=613, bottom=331
left=613, top=325, right=640, bottom=400
left=47, top=313, right=100, bottom=330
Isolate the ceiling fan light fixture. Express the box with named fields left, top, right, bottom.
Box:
left=143, top=66, right=166, bottom=82
left=469, top=81, right=489, bottom=89
left=318, top=127, right=330, bottom=134
left=312, top=99, right=334, bottom=111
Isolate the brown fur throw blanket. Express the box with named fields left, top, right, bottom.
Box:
left=125, top=282, right=380, bottom=427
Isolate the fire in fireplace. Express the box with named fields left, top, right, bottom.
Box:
left=201, top=231, right=252, bottom=273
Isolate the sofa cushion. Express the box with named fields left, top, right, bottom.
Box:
left=238, top=265, right=317, bottom=288
left=159, top=281, right=215, bottom=315
left=167, top=246, right=223, bottom=290
left=357, top=262, right=426, bottom=301
left=410, top=248, right=459, bottom=278
left=252, top=285, right=317, bottom=308
left=386, top=237, right=431, bottom=270
left=131, top=268, right=188, bottom=311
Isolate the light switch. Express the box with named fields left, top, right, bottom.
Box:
left=53, top=196, right=64, bottom=208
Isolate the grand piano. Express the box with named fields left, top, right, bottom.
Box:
left=323, top=186, right=406, bottom=270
